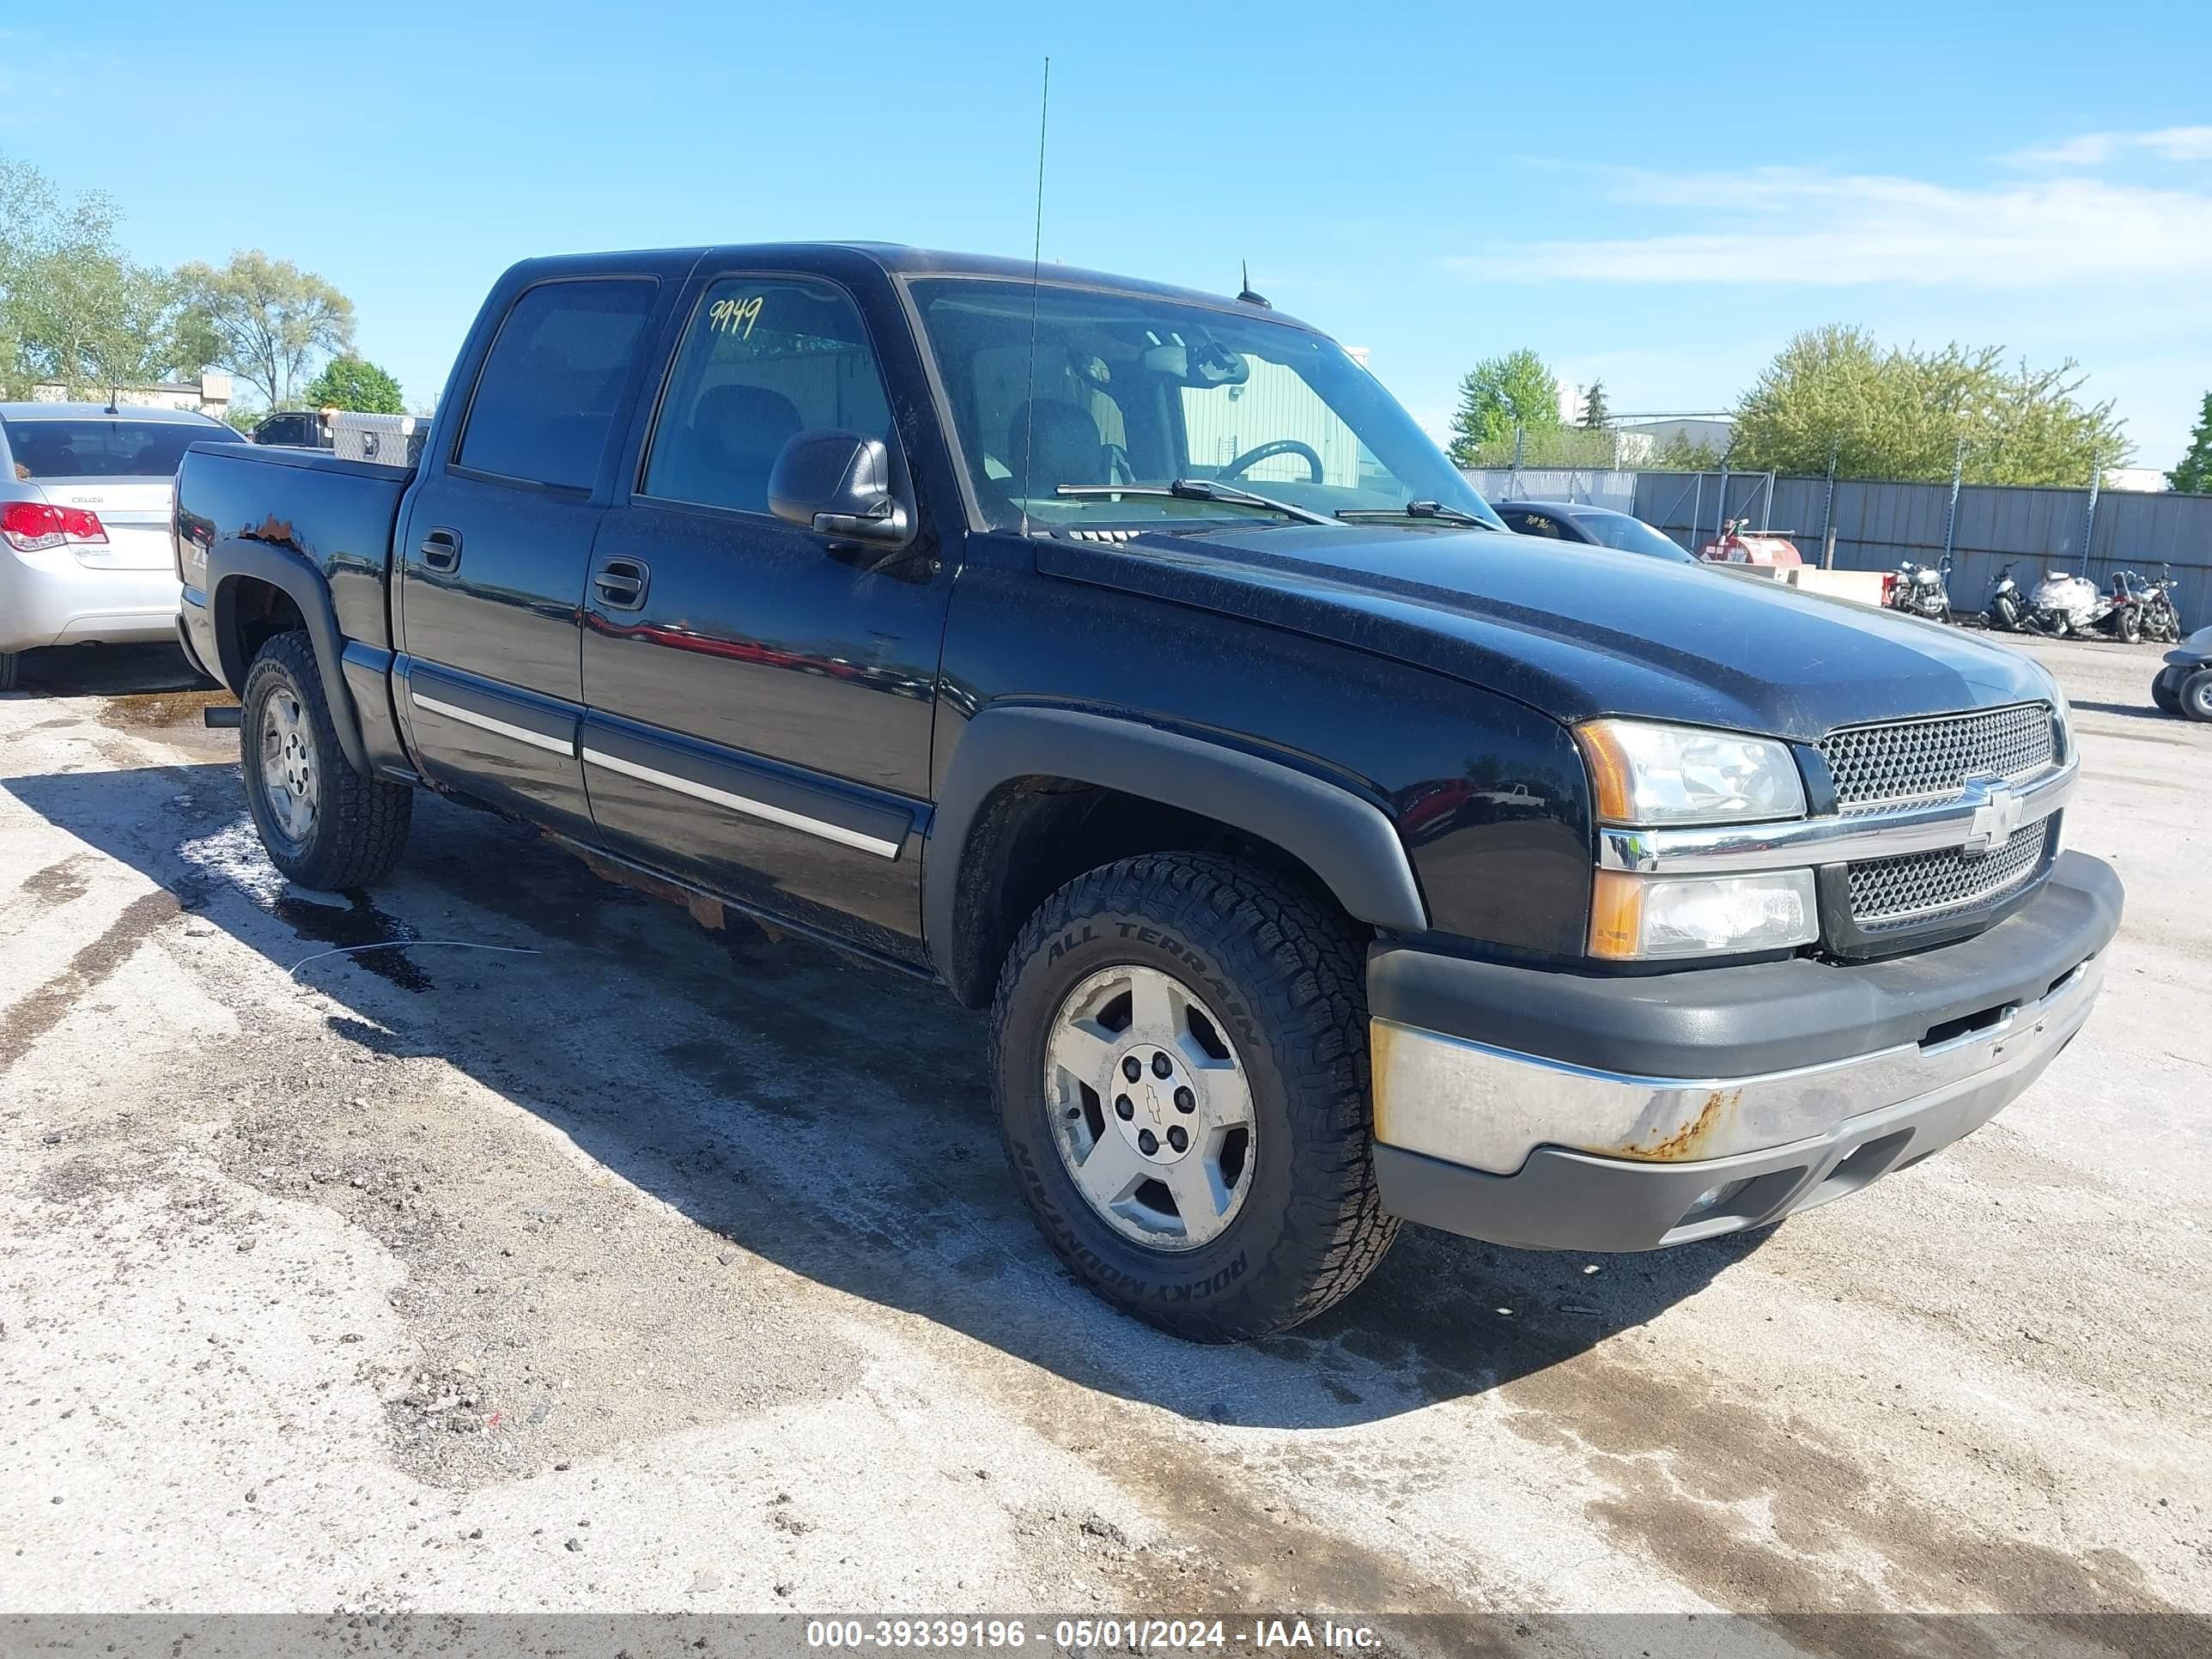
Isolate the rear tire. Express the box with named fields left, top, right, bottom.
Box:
left=2118, top=608, right=2143, bottom=645
left=2152, top=669, right=2183, bottom=716
left=240, top=632, right=413, bottom=888
left=992, top=852, right=1398, bottom=1341
left=0, top=651, right=17, bottom=691
left=2183, top=669, right=2212, bottom=724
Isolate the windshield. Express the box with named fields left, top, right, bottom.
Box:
left=1571, top=509, right=1693, bottom=562
left=4, top=416, right=246, bottom=480
left=910, top=279, right=1504, bottom=532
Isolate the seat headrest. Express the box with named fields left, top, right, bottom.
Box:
left=696, top=385, right=804, bottom=459
left=1007, top=398, right=1106, bottom=489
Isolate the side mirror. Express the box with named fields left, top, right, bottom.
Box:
left=767, top=430, right=910, bottom=546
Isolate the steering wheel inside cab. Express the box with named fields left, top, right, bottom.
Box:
left=1215, top=439, right=1323, bottom=482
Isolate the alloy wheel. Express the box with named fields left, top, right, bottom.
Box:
left=1042, top=963, right=1255, bottom=1251
left=258, top=689, right=319, bottom=844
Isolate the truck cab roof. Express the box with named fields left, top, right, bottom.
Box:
left=497, top=243, right=1322, bottom=334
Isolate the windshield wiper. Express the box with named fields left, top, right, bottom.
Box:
left=1334, top=501, right=1497, bottom=529
left=1054, top=480, right=1334, bottom=526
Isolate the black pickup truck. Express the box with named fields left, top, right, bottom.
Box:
left=173, top=244, right=2121, bottom=1340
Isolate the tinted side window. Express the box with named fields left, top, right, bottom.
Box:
left=1512, top=511, right=1565, bottom=539
left=641, top=276, right=893, bottom=516
left=458, top=279, right=656, bottom=489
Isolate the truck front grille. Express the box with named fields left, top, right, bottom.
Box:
left=1820, top=702, right=2055, bottom=814
left=1848, top=818, right=2057, bottom=931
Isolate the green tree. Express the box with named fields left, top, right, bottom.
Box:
left=1449, top=349, right=1560, bottom=467
left=1730, top=324, right=2128, bottom=485
left=2167, top=393, right=2212, bottom=494
left=177, top=251, right=355, bottom=410
left=1579, top=379, right=1610, bottom=429
left=302, top=355, right=404, bottom=414
left=0, top=152, right=192, bottom=395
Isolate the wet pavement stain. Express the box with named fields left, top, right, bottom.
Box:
left=0, top=888, right=182, bottom=1071
left=274, top=890, right=435, bottom=993
left=21, top=854, right=94, bottom=907
left=98, top=688, right=236, bottom=730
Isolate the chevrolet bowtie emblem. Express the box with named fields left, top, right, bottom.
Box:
left=1961, top=777, right=2024, bottom=858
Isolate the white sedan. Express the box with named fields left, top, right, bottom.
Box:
left=0, top=401, right=249, bottom=690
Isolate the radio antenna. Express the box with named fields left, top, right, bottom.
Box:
left=1019, top=56, right=1050, bottom=534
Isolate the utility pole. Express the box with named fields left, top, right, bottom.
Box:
left=1941, top=437, right=1966, bottom=565
left=1820, top=441, right=1838, bottom=568
left=2082, top=448, right=2103, bottom=569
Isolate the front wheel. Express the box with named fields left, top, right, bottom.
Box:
left=241, top=632, right=414, bottom=889
left=2183, top=669, right=2212, bottom=724
left=0, top=651, right=18, bottom=691
left=991, top=853, right=1398, bottom=1341
left=2152, top=668, right=2183, bottom=716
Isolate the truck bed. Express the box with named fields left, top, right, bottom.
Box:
left=177, top=441, right=415, bottom=664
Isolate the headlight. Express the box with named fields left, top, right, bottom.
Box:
left=1589, top=869, right=1818, bottom=960
left=1575, top=720, right=1807, bottom=826
left=2042, top=674, right=2071, bottom=760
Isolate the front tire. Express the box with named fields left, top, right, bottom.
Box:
left=2183, top=669, right=2212, bottom=724
left=2152, top=668, right=2183, bottom=716
left=241, top=632, right=413, bottom=888
left=992, top=853, right=1398, bottom=1341
left=0, top=651, right=19, bottom=691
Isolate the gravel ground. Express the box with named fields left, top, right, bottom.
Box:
left=1, top=635, right=2208, bottom=1656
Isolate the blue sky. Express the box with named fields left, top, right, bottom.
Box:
left=6, top=2, right=2209, bottom=466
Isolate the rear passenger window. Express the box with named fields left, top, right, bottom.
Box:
left=458, top=279, right=656, bottom=490
left=641, top=276, right=893, bottom=516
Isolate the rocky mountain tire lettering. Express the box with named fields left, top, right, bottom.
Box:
left=1019, top=1109, right=1247, bottom=1299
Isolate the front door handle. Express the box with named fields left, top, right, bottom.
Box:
left=420, top=528, right=462, bottom=572
left=593, top=556, right=650, bottom=611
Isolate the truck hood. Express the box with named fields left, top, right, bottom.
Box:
left=1033, top=524, right=2051, bottom=741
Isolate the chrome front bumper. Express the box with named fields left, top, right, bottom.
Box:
left=1367, top=854, right=2119, bottom=1251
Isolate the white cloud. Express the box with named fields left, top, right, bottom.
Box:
left=1454, top=165, right=2212, bottom=286
left=2006, top=126, right=2212, bottom=167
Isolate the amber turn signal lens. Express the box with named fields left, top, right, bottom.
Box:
left=1588, top=869, right=1645, bottom=960
left=1575, top=724, right=1638, bottom=826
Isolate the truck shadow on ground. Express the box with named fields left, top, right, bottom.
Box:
left=9, top=641, right=208, bottom=699
left=8, top=755, right=1767, bottom=1431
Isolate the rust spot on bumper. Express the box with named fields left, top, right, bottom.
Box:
left=1368, top=1019, right=1400, bottom=1139
left=1612, top=1087, right=1742, bottom=1163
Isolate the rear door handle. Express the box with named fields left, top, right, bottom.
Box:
left=420, top=528, right=462, bottom=572
left=593, top=556, right=649, bottom=611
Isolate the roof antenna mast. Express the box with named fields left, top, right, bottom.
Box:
left=1019, top=55, right=1050, bottom=535
left=1237, top=260, right=1270, bottom=308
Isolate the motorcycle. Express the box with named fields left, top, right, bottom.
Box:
left=1887, top=555, right=1954, bottom=622
left=2151, top=626, right=2212, bottom=721
left=2128, top=565, right=2185, bottom=643
left=2025, top=569, right=2143, bottom=642
left=1986, top=561, right=2027, bottom=631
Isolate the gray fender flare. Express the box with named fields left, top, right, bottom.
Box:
left=923, top=704, right=1429, bottom=989
left=210, top=542, right=373, bottom=778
